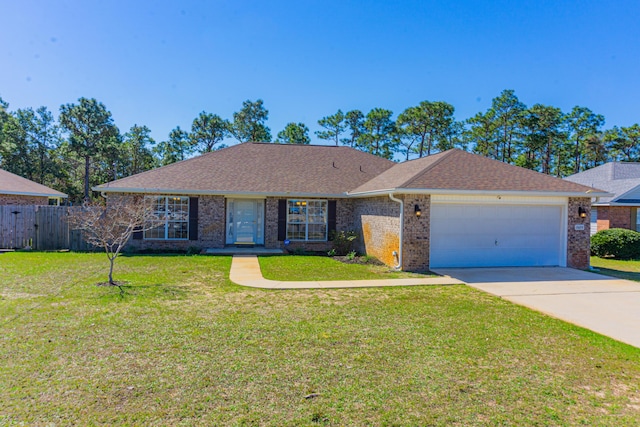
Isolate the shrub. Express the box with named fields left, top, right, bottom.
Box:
left=329, top=230, right=358, bottom=256
left=591, top=228, right=640, bottom=259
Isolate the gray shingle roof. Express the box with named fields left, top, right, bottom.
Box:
left=564, top=162, right=640, bottom=204
left=350, top=149, right=600, bottom=195
left=95, top=142, right=395, bottom=196
left=0, top=168, right=67, bottom=198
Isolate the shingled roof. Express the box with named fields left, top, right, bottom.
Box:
left=95, top=142, right=395, bottom=196
left=349, top=149, right=605, bottom=196
left=0, top=168, right=67, bottom=198
left=565, top=162, right=640, bottom=204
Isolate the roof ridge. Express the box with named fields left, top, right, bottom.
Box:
left=397, top=149, right=456, bottom=188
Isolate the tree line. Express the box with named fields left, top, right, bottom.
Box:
left=0, top=91, right=638, bottom=203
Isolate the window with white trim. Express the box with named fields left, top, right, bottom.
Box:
left=144, top=196, right=189, bottom=240
left=286, top=199, right=327, bottom=241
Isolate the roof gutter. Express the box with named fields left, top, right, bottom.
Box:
left=348, top=188, right=612, bottom=199
left=388, top=193, right=403, bottom=270
left=92, top=187, right=351, bottom=199
left=0, top=190, right=68, bottom=198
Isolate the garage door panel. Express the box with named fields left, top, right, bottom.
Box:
left=430, top=203, right=564, bottom=268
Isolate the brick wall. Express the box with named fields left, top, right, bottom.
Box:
left=596, top=206, right=633, bottom=231
left=567, top=197, right=591, bottom=269
left=265, top=197, right=354, bottom=252
left=0, top=195, right=49, bottom=205
left=123, top=195, right=226, bottom=251
left=353, top=196, right=401, bottom=267
left=401, top=195, right=431, bottom=272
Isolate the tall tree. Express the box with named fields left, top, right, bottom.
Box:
left=490, top=89, right=526, bottom=163
left=0, top=107, right=61, bottom=185
left=154, top=126, right=193, bottom=165
left=608, top=124, right=640, bottom=162
left=566, top=106, right=605, bottom=173
left=189, top=112, right=230, bottom=153
left=316, top=110, right=346, bottom=146
left=466, top=110, right=498, bottom=158
left=122, top=125, right=157, bottom=175
left=358, top=108, right=397, bottom=159
left=520, top=104, right=566, bottom=175
left=59, top=98, right=120, bottom=201
left=341, top=110, right=365, bottom=147
left=230, top=99, right=271, bottom=142
left=397, top=101, right=456, bottom=158
left=276, top=122, right=311, bottom=144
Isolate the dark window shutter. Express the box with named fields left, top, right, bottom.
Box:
left=189, top=197, right=199, bottom=241
left=277, top=199, right=287, bottom=241
left=133, top=227, right=143, bottom=240
left=327, top=200, right=337, bottom=240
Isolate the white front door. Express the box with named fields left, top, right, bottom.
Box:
left=226, top=199, right=264, bottom=245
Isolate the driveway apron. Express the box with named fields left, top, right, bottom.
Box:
left=432, top=267, right=640, bottom=349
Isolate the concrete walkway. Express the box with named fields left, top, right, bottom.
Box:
left=433, top=267, right=640, bottom=349
left=229, top=255, right=461, bottom=289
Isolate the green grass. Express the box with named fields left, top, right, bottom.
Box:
left=2, top=252, right=640, bottom=426
left=258, top=255, right=434, bottom=281
left=591, top=256, right=640, bottom=281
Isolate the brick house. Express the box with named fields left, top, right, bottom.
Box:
left=0, top=168, right=67, bottom=205
left=95, top=143, right=605, bottom=271
left=565, top=162, right=640, bottom=235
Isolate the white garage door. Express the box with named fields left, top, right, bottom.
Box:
left=430, top=203, right=565, bottom=268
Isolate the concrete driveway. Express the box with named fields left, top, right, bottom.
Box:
left=432, top=267, right=640, bottom=349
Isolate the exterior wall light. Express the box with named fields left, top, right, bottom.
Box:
left=415, top=204, right=422, bottom=218
left=578, top=207, right=587, bottom=218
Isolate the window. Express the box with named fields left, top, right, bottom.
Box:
left=286, top=199, right=327, bottom=241
left=144, top=196, right=189, bottom=240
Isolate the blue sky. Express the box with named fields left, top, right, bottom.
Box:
left=1, top=0, right=638, bottom=145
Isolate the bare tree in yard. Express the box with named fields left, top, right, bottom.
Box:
left=68, top=196, right=156, bottom=292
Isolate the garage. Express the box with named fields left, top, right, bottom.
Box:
left=430, top=198, right=566, bottom=268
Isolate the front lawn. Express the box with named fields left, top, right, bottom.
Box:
left=591, top=256, right=640, bottom=281
left=258, top=255, right=434, bottom=281
left=2, top=252, right=640, bottom=426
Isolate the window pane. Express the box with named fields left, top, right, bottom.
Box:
left=287, top=223, right=306, bottom=240
left=307, top=223, right=326, bottom=241
left=144, top=222, right=165, bottom=239
left=144, top=196, right=189, bottom=240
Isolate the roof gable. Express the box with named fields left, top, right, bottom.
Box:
left=96, top=142, right=395, bottom=196
left=565, top=162, right=640, bottom=204
left=0, top=168, right=67, bottom=198
left=351, top=149, right=600, bottom=195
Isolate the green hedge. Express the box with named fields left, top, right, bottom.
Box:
left=591, top=228, right=640, bottom=259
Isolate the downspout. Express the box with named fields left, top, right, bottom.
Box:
left=388, top=193, right=403, bottom=270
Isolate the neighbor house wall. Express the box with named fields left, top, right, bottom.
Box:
left=0, top=194, right=49, bottom=205
left=596, top=206, right=633, bottom=231
left=567, top=197, right=591, bottom=269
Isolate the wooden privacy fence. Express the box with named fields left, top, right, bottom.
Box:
left=0, top=205, right=92, bottom=251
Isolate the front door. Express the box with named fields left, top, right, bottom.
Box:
left=226, top=199, right=264, bottom=245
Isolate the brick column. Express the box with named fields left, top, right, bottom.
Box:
left=567, top=197, right=591, bottom=269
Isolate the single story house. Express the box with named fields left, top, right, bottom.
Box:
left=95, top=142, right=606, bottom=271
left=0, top=168, right=67, bottom=205
left=565, top=162, right=640, bottom=235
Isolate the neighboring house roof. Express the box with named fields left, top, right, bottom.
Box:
left=95, top=142, right=396, bottom=197
left=565, top=162, right=640, bottom=205
left=349, top=149, right=604, bottom=197
left=0, top=168, right=67, bottom=198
